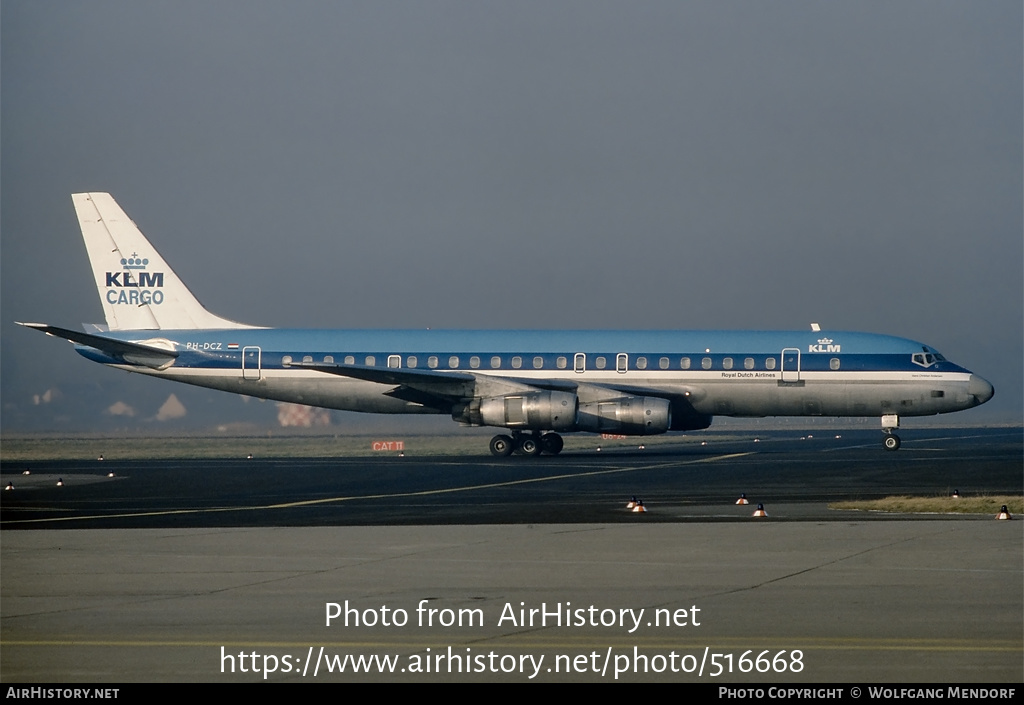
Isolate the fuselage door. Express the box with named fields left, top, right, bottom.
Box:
left=616, top=353, right=628, bottom=374
left=242, top=346, right=261, bottom=380
left=781, top=347, right=800, bottom=383
left=574, top=353, right=586, bottom=373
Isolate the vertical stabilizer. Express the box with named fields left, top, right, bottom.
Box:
left=73, top=193, right=258, bottom=330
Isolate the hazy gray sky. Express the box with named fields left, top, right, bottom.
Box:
left=2, top=1, right=1021, bottom=430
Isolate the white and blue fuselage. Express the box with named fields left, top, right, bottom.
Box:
left=21, top=194, right=994, bottom=455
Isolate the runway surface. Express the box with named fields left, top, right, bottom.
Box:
left=2, top=428, right=1020, bottom=528
left=1, top=428, right=1021, bottom=683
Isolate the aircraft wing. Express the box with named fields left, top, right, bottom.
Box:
left=291, top=360, right=554, bottom=409
left=292, top=360, right=705, bottom=412
left=293, top=361, right=479, bottom=402
left=17, top=322, right=179, bottom=370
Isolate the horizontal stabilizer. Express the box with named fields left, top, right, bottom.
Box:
left=17, top=322, right=178, bottom=370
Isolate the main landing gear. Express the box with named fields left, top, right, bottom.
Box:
left=489, top=431, right=564, bottom=457
left=881, top=413, right=901, bottom=451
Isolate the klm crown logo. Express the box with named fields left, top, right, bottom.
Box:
left=121, top=253, right=149, bottom=270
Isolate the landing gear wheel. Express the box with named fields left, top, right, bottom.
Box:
left=883, top=433, right=901, bottom=451
left=518, top=436, right=542, bottom=456
left=490, top=434, right=514, bottom=457
left=540, top=432, right=564, bottom=455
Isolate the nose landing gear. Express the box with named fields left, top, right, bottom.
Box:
left=881, top=414, right=901, bottom=451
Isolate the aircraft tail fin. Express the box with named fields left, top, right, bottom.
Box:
left=73, top=193, right=259, bottom=331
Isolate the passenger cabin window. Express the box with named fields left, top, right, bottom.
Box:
left=701, top=357, right=712, bottom=369
left=765, top=357, right=776, bottom=370
left=744, top=357, right=754, bottom=370
left=470, top=356, right=480, bottom=369
left=680, top=357, right=691, bottom=369
left=324, top=356, right=334, bottom=363
left=722, top=357, right=733, bottom=370
left=448, top=356, right=459, bottom=368
left=407, top=355, right=417, bottom=368
left=636, top=357, right=648, bottom=370
left=344, top=355, right=355, bottom=365
left=491, top=356, right=501, bottom=369
left=595, top=356, right=607, bottom=370
left=303, top=355, right=313, bottom=363
left=428, top=356, right=438, bottom=369
left=533, top=356, right=543, bottom=369
left=282, top=355, right=292, bottom=366
left=556, top=356, right=567, bottom=369
left=387, top=355, right=400, bottom=368
left=830, top=358, right=840, bottom=370
left=616, top=353, right=628, bottom=373
left=365, top=355, right=375, bottom=366
left=511, top=356, right=522, bottom=369
left=659, top=357, right=669, bottom=369
left=574, top=353, right=586, bottom=373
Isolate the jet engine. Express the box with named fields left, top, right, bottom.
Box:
left=453, top=391, right=578, bottom=430
left=576, top=396, right=671, bottom=435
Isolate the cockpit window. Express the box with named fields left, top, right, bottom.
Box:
left=912, top=353, right=937, bottom=368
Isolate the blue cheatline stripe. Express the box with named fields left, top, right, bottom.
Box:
left=162, top=350, right=959, bottom=374
left=101, top=328, right=939, bottom=355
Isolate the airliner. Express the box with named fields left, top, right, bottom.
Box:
left=19, top=193, right=994, bottom=455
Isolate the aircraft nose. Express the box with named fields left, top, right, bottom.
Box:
left=968, top=375, right=994, bottom=405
